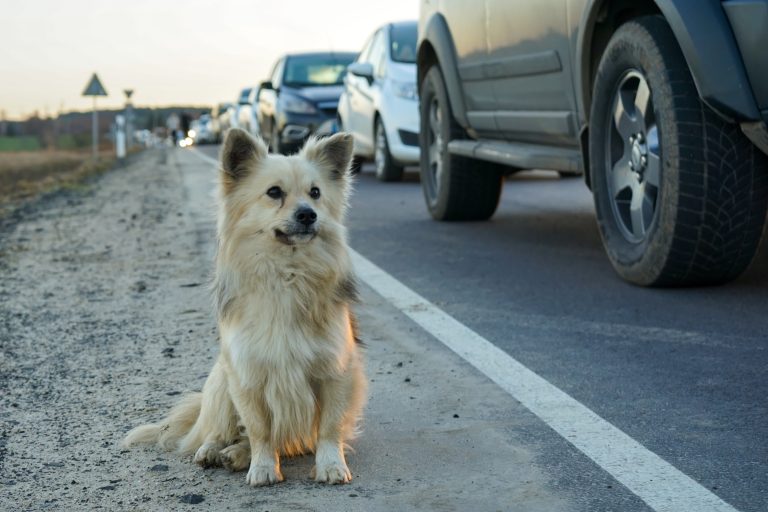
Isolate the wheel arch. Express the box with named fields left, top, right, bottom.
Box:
left=417, top=13, right=469, bottom=128
left=576, top=0, right=762, bottom=184
left=577, top=0, right=760, bottom=125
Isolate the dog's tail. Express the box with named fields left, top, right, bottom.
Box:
left=122, top=392, right=203, bottom=451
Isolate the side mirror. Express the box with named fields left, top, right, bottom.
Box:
left=347, top=62, right=374, bottom=84
left=259, top=80, right=274, bottom=91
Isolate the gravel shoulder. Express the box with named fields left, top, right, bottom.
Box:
left=1, top=148, right=578, bottom=511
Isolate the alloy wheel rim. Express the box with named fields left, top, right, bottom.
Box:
left=426, top=97, right=443, bottom=203
left=606, top=70, right=661, bottom=244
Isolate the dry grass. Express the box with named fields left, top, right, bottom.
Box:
left=0, top=149, right=115, bottom=213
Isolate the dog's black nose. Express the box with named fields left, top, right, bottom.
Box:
left=295, top=206, right=317, bottom=226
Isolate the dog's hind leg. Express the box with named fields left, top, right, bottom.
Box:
left=220, top=437, right=250, bottom=472
left=180, top=357, right=240, bottom=467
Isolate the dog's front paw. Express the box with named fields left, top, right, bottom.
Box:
left=220, top=442, right=250, bottom=472
left=246, top=463, right=283, bottom=486
left=193, top=442, right=223, bottom=468
left=312, top=462, right=352, bottom=484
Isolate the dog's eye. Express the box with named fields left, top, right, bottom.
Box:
left=266, top=186, right=283, bottom=199
left=309, top=187, right=321, bottom=200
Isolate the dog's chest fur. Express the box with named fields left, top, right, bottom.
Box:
left=218, top=264, right=352, bottom=449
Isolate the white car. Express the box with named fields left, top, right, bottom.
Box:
left=236, top=86, right=261, bottom=138
left=338, top=21, right=419, bottom=181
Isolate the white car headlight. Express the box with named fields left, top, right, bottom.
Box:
left=281, top=94, right=317, bottom=114
left=392, top=81, right=418, bottom=101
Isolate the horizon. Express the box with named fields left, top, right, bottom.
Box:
left=6, top=103, right=217, bottom=122
left=0, top=0, right=418, bottom=121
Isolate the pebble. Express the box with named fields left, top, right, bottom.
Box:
left=179, top=494, right=204, bottom=504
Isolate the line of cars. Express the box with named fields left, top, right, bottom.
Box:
left=190, top=1, right=768, bottom=287
left=188, top=21, right=420, bottom=183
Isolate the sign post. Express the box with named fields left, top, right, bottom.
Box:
left=82, top=73, right=108, bottom=160
left=124, top=89, right=134, bottom=148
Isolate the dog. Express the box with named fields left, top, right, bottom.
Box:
left=123, top=129, right=367, bottom=486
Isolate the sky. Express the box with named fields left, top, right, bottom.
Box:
left=0, top=0, right=418, bottom=120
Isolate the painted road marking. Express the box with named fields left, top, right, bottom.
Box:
left=190, top=147, right=738, bottom=512
left=191, top=147, right=218, bottom=167
left=349, top=250, right=737, bottom=512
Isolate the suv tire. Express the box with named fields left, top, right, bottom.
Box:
left=374, top=118, right=404, bottom=182
left=419, top=65, right=503, bottom=221
left=590, top=16, right=768, bottom=286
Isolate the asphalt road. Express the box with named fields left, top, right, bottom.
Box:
left=195, top=144, right=768, bottom=512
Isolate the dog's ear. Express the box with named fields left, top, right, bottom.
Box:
left=220, top=128, right=267, bottom=187
left=301, top=133, right=354, bottom=181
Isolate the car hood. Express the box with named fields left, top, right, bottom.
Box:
left=283, top=85, right=345, bottom=103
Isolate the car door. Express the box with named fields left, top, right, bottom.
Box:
left=441, top=1, right=496, bottom=136
left=347, top=30, right=385, bottom=152
left=361, top=29, right=388, bottom=149
left=343, top=33, right=373, bottom=146
left=485, top=0, right=578, bottom=146
left=259, top=58, right=284, bottom=141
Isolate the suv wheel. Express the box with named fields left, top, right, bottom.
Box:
left=374, top=118, right=404, bottom=182
left=419, top=66, right=503, bottom=220
left=590, top=16, right=768, bottom=286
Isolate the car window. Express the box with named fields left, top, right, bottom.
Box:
left=357, top=34, right=374, bottom=64
left=271, top=59, right=285, bottom=88
left=368, top=31, right=386, bottom=77
left=367, top=30, right=383, bottom=65
left=390, top=23, right=417, bottom=64
left=282, top=54, right=357, bottom=87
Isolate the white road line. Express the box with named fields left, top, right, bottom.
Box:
left=189, top=147, right=738, bottom=512
left=190, top=147, right=218, bottom=167
left=348, top=251, right=738, bottom=512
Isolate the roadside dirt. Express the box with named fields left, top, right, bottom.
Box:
left=0, top=148, right=567, bottom=511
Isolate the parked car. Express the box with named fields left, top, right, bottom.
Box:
left=258, top=51, right=357, bottom=155
left=338, top=21, right=419, bottom=181
left=237, top=86, right=261, bottom=137
left=189, top=114, right=215, bottom=145
left=417, top=1, right=768, bottom=287
left=211, top=102, right=235, bottom=143
left=218, top=102, right=237, bottom=133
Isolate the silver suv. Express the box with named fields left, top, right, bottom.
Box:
left=417, top=0, right=768, bottom=287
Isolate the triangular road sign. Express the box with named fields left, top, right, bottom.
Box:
left=82, top=73, right=107, bottom=97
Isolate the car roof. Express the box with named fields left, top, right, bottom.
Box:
left=388, top=20, right=417, bottom=29
left=282, top=51, right=357, bottom=59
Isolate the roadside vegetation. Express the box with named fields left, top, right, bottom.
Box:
left=0, top=148, right=115, bottom=216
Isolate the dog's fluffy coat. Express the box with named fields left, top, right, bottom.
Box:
left=123, top=129, right=366, bottom=486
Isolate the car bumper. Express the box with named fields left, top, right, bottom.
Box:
left=277, top=110, right=337, bottom=152
left=381, top=95, right=420, bottom=164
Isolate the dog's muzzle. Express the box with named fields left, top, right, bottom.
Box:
left=275, top=205, right=319, bottom=245
left=274, top=224, right=318, bottom=246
